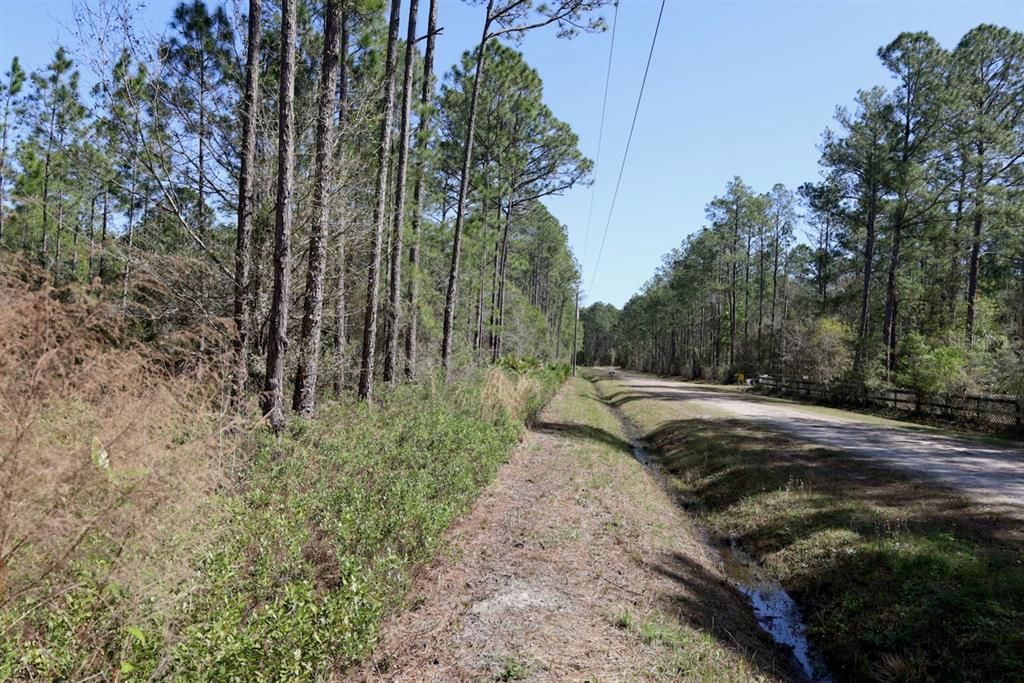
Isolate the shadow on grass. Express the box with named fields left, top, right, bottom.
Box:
left=531, top=420, right=634, bottom=454
left=533, top=410, right=796, bottom=680
left=645, top=549, right=797, bottom=679
left=643, top=414, right=1024, bottom=682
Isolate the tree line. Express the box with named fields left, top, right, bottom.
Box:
left=583, top=25, right=1023, bottom=397
left=0, top=0, right=609, bottom=430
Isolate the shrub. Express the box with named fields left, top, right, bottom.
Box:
left=895, top=333, right=968, bottom=397
left=966, top=335, right=1024, bottom=396
left=0, top=263, right=235, bottom=681
left=801, top=316, right=853, bottom=383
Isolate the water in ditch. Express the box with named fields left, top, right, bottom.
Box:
left=628, top=440, right=831, bottom=682
left=717, top=540, right=832, bottom=682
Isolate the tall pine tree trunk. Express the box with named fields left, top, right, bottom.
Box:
left=86, top=193, right=96, bottom=279
left=769, top=227, right=781, bottom=369
left=404, top=0, right=438, bottom=380
left=357, top=0, right=401, bottom=401
left=493, top=202, right=513, bottom=362
left=854, top=204, right=878, bottom=374
left=293, top=0, right=341, bottom=415
left=728, top=201, right=739, bottom=368
left=440, top=0, right=494, bottom=380
left=333, top=5, right=350, bottom=394
left=198, top=68, right=206, bottom=237
left=883, top=204, right=906, bottom=376
left=121, top=164, right=137, bottom=314
left=232, top=0, right=262, bottom=407
left=488, top=228, right=501, bottom=354
left=263, top=0, right=297, bottom=432
left=757, top=222, right=766, bottom=364
left=333, top=238, right=348, bottom=392
left=475, top=232, right=488, bottom=352
left=0, top=99, right=11, bottom=242
left=743, top=227, right=751, bottom=343
left=40, top=105, right=56, bottom=265
left=382, top=0, right=419, bottom=384
left=946, top=164, right=966, bottom=328
left=966, top=148, right=984, bottom=345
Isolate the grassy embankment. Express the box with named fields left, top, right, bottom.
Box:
left=589, top=371, right=1024, bottom=682
left=0, top=269, right=567, bottom=680
left=547, top=378, right=784, bottom=681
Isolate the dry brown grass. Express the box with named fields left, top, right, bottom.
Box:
left=480, top=366, right=538, bottom=425
left=0, top=259, right=240, bottom=628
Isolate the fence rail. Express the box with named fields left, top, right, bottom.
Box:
left=757, top=376, right=1024, bottom=432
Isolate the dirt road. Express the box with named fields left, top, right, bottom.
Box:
left=361, top=378, right=790, bottom=681
left=609, top=372, right=1024, bottom=516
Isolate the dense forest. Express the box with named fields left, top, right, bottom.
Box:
left=0, top=0, right=601, bottom=428
left=582, top=25, right=1024, bottom=397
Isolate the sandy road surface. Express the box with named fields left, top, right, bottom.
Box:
left=611, top=372, right=1024, bottom=516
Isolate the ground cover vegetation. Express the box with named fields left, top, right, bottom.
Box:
left=0, top=264, right=570, bottom=678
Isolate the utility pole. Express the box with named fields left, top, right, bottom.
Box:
left=571, top=287, right=579, bottom=377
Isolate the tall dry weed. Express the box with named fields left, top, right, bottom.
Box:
left=0, top=259, right=239, bottom=631
left=480, top=367, right=539, bottom=425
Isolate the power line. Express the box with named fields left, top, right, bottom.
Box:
left=588, top=0, right=665, bottom=294
left=579, top=0, right=619, bottom=277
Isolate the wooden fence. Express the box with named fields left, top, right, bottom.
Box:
left=757, top=376, right=1024, bottom=433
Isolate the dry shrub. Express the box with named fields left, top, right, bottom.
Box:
left=479, top=367, right=538, bottom=425
left=0, top=259, right=238, bottom=623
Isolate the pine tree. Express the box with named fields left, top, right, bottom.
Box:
left=357, top=0, right=402, bottom=401
left=232, top=0, right=262, bottom=406
left=0, top=58, right=26, bottom=244
left=293, top=0, right=342, bottom=416
left=404, top=0, right=439, bottom=380
left=263, top=0, right=298, bottom=432
left=382, top=0, right=420, bottom=385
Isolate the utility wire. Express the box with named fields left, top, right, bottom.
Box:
left=579, top=0, right=619, bottom=278
left=588, top=0, right=665, bottom=294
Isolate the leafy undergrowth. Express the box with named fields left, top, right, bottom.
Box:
left=593, top=374, right=1024, bottom=682
left=160, top=372, right=565, bottom=681
left=0, top=267, right=568, bottom=682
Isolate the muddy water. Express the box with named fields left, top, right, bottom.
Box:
left=626, top=439, right=831, bottom=682
left=717, top=541, right=832, bottom=682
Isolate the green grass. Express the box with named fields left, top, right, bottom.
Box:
left=596, top=375, right=1024, bottom=682
left=494, top=655, right=533, bottom=681
left=1, top=366, right=568, bottom=681
left=605, top=607, right=759, bottom=682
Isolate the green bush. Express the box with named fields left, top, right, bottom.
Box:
left=801, top=316, right=853, bottom=383
left=896, top=333, right=968, bottom=397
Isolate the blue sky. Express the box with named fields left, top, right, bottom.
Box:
left=2, top=0, right=1022, bottom=307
